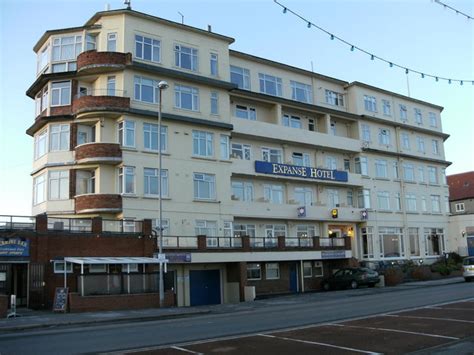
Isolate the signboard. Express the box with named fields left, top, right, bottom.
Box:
left=255, top=161, right=348, bottom=182
left=321, top=250, right=346, bottom=259
left=297, top=206, right=306, bottom=218
left=361, top=210, right=368, bottom=220
left=165, top=253, right=192, bottom=263
left=53, top=287, right=69, bottom=312
left=0, top=238, right=29, bottom=257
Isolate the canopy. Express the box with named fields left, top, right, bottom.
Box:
left=64, top=256, right=163, bottom=265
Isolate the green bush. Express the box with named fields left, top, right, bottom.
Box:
left=430, top=262, right=451, bottom=276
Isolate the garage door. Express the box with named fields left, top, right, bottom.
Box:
left=190, top=269, right=221, bottom=306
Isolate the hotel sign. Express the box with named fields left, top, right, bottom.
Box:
left=0, top=238, right=30, bottom=257
left=255, top=161, right=348, bottom=182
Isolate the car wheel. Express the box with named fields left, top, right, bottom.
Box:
left=368, top=283, right=376, bottom=288
left=322, top=282, right=330, bottom=291
left=350, top=280, right=358, bottom=289
left=465, top=277, right=472, bottom=282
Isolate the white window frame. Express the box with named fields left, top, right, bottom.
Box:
left=374, top=159, right=388, bottom=178
left=403, top=163, right=415, bottom=182
left=364, top=95, right=377, bottom=112
left=428, top=166, right=438, bottom=184
left=355, top=156, right=368, bottom=176
left=51, top=81, right=71, bottom=106
left=49, top=124, right=70, bottom=152
left=259, top=73, right=282, bottom=96
left=235, top=105, right=256, bottom=120
left=232, top=181, right=254, bottom=201
left=193, top=173, right=216, bottom=200
left=378, top=128, right=391, bottom=145
left=325, top=89, right=344, bottom=106
left=210, top=92, right=219, bottom=115
left=119, top=166, right=136, bottom=195
left=291, top=81, right=313, bottom=103
left=405, top=193, right=417, bottom=212
left=401, top=132, right=410, bottom=150
left=48, top=170, right=69, bottom=201
left=382, top=99, right=391, bottom=116
left=264, top=184, right=284, bottom=204
left=118, top=120, right=136, bottom=148
left=89, top=264, right=107, bottom=273
left=431, top=140, right=439, bottom=155
left=294, top=187, right=313, bottom=206
left=282, top=114, right=302, bottom=129
left=231, top=143, right=251, bottom=160
left=107, top=32, right=117, bottom=52
left=265, top=263, right=280, bottom=280
left=53, top=261, right=73, bottom=274
left=429, top=112, right=437, bottom=127
left=262, top=147, right=282, bottom=163
left=414, top=108, right=423, bottom=124
left=192, top=130, right=214, bottom=157
left=144, top=168, right=168, bottom=197
left=210, top=53, right=218, bottom=76
left=361, top=124, right=371, bottom=142
left=455, top=203, right=465, bottom=212
left=134, top=76, right=160, bottom=104
left=377, top=191, right=390, bottom=210
left=431, top=195, right=441, bottom=213
left=33, top=173, right=46, bottom=205
left=399, top=104, right=408, bottom=121
left=143, top=123, right=167, bottom=152
left=35, top=129, right=48, bottom=159
left=358, top=189, right=371, bottom=209
left=175, top=84, right=199, bottom=111
left=303, top=261, right=312, bottom=278
left=230, top=65, right=250, bottom=90
left=247, top=263, right=261, bottom=280
left=174, top=44, right=198, bottom=71
left=220, top=135, right=229, bottom=160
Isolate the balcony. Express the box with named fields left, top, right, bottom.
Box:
left=72, top=89, right=130, bottom=115
left=75, top=194, right=122, bottom=214
left=77, top=51, right=132, bottom=74
left=75, top=143, right=122, bottom=164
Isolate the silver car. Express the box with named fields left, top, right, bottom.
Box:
left=462, top=257, right=474, bottom=282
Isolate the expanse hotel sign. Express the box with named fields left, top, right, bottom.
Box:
left=255, top=161, right=348, bottom=182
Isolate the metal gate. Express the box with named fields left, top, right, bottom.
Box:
left=189, top=269, right=221, bottom=306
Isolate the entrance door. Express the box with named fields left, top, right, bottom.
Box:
left=190, top=270, right=221, bottom=306
left=0, top=263, right=28, bottom=307
left=289, top=263, right=298, bottom=293
left=468, top=237, right=474, bottom=256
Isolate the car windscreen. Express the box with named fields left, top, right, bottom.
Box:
left=463, top=258, right=474, bottom=266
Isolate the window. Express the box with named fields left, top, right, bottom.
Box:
left=49, top=170, right=69, bottom=200
left=358, top=189, right=371, bottom=208
left=210, top=92, right=218, bottom=114
left=444, top=196, right=450, bottom=214
left=394, top=192, right=401, bottom=211
left=377, top=191, right=390, bottom=210
left=303, top=261, right=312, bottom=278
left=375, top=159, right=388, bottom=178
left=118, top=121, right=135, bottom=148
left=232, top=181, right=253, bottom=201
left=405, top=194, right=417, bottom=212
left=421, top=196, right=427, bottom=212
left=85, top=34, right=96, bottom=51
left=53, top=261, right=73, bottom=274
left=234, top=224, right=256, bottom=238
left=174, top=44, right=198, bottom=71
left=401, top=133, right=410, bottom=150
left=415, top=136, right=425, bottom=153
left=235, top=105, right=256, bottom=120
left=314, top=261, right=323, bottom=276
left=265, top=263, right=280, bottom=279
left=399, top=104, right=408, bottom=121
left=193, top=173, right=216, bottom=200
left=231, top=143, right=251, bottom=160
left=441, top=168, right=447, bottom=184
left=175, top=84, right=199, bottom=111
left=327, top=189, right=339, bottom=208
left=143, top=123, right=167, bottom=151
left=76, top=170, right=95, bottom=195
left=325, top=90, right=344, bottom=106
left=134, top=76, right=160, bottom=103
left=122, top=264, right=139, bottom=273
left=195, top=220, right=217, bottom=237
left=210, top=53, right=218, bottom=76
left=431, top=195, right=441, bottom=213
left=403, top=164, right=415, bottom=182
left=107, top=32, right=117, bottom=52
left=35, top=86, right=49, bottom=116
left=51, top=81, right=71, bottom=106
left=247, top=263, right=261, bottom=280
left=230, top=65, right=250, bottom=90
left=259, top=73, right=282, bottom=96
left=344, top=159, right=351, bottom=172
left=455, top=203, right=465, bottom=212
left=330, top=122, right=337, bottom=136
left=35, top=129, right=48, bottom=159
left=428, top=166, right=438, bottom=184
left=418, top=166, right=425, bottom=183
left=292, top=81, right=313, bottom=103
left=152, top=219, right=170, bottom=235
left=33, top=173, right=46, bottom=205
left=409, top=228, right=420, bottom=256
left=382, top=99, right=391, bottom=116
left=364, top=95, right=377, bottom=112
left=431, top=140, right=439, bottom=155
left=379, top=227, right=404, bottom=258
left=89, top=264, right=106, bottom=273
left=393, top=161, right=399, bottom=179
left=144, top=168, right=168, bottom=197
left=296, top=225, right=315, bottom=245
left=37, top=44, right=49, bottom=74
left=49, top=124, right=70, bottom=151
left=361, top=227, right=374, bottom=259
left=355, top=156, right=368, bottom=176
left=347, top=190, right=354, bottom=207
left=429, top=112, right=437, bottom=127
left=107, top=76, right=116, bottom=96
left=378, top=128, right=391, bottom=145
left=282, top=115, right=302, bottom=128
left=424, top=228, right=444, bottom=256
left=361, top=124, right=371, bottom=142
left=119, top=166, right=135, bottom=194
left=292, top=152, right=310, bottom=167
left=193, top=130, right=213, bottom=157
left=52, top=35, right=82, bottom=71
left=264, top=184, right=284, bottom=204
left=308, top=119, right=315, bottom=131
left=414, top=108, right=423, bottom=124
left=294, top=187, right=313, bottom=206
left=220, top=135, right=229, bottom=160
left=262, top=148, right=282, bottom=163
left=325, top=156, right=337, bottom=170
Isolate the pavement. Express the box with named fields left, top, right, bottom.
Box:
left=0, top=276, right=465, bottom=333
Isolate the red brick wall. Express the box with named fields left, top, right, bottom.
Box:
left=77, top=51, right=132, bottom=70
left=75, top=143, right=122, bottom=161
left=50, top=106, right=73, bottom=116
left=75, top=194, right=122, bottom=213
left=247, top=262, right=295, bottom=296
left=72, top=96, right=130, bottom=114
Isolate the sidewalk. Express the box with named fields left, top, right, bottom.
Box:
left=0, top=276, right=465, bottom=332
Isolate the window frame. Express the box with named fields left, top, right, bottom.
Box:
left=193, top=173, right=216, bottom=200
left=265, top=263, right=280, bottom=280
left=258, top=73, right=283, bottom=97
left=174, top=44, right=198, bottom=71
left=192, top=130, right=214, bottom=157
left=174, top=84, right=199, bottom=111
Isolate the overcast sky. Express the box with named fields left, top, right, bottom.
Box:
left=0, top=0, right=472, bottom=216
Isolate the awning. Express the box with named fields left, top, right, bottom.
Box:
left=64, top=257, right=163, bottom=265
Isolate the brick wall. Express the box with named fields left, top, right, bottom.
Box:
left=75, top=143, right=122, bottom=161
left=75, top=194, right=122, bottom=213
left=77, top=51, right=132, bottom=71
left=72, top=96, right=130, bottom=114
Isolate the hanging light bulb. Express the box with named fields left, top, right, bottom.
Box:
left=350, top=45, right=354, bottom=51
left=307, top=22, right=311, bottom=28
left=283, top=7, right=287, bottom=14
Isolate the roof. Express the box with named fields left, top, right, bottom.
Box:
left=63, top=257, right=164, bottom=265
left=447, top=171, right=474, bottom=201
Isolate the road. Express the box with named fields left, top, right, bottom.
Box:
left=0, top=282, right=472, bottom=354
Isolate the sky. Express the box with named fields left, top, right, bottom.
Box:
left=0, top=0, right=473, bottom=216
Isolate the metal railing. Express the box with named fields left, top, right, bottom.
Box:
left=47, top=217, right=92, bottom=233
left=0, top=215, right=35, bottom=231
left=285, top=237, right=314, bottom=248
left=162, top=236, right=198, bottom=249
left=249, top=237, right=278, bottom=248
left=74, top=89, right=128, bottom=99
left=102, top=219, right=143, bottom=234
left=320, top=237, right=346, bottom=247
left=206, top=236, right=243, bottom=248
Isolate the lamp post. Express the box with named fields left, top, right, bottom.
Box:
left=157, top=80, right=169, bottom=307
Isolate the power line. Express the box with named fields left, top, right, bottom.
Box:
left=433, top=0, right=473, bottom=21
left=274, top=0, right=473, bottom=86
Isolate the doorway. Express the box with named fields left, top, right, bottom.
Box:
left=0, top=263, right=29, bottom=307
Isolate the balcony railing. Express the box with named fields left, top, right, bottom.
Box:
left=47, top=217, right=93, bottom=233
left=0, top=215, right=35, bottom=231
left=102, top=219, right=143, bottom=234
left=320, top=237, right=346, bottom=247
left=74, top=89, right=128, bottom=99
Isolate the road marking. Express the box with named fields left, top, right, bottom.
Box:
left=170, top=346, right=203, bottom=354
left=385, top=314, right=474, bottom=324
left=258, top=333, right=381, bottom=354
left=328, top=323, right=459, bottom=340
left=427, top=306, right=474, bottom=311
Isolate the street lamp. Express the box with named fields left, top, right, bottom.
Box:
left=157, top=80, right=169, bottom=308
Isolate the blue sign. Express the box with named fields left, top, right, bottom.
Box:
left=165, top=253, right=192, bottom=263
left=0, top=238, right=30, bottom=257
left=255, top=161, right=348, bottom=182
left=297, top=206, right=306, bottom=218
left=321, top=250, right=346, bottom=259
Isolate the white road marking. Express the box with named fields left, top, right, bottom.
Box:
left=328, top=323, right=459, bottom=340
left=385, top=314, right=474, bottom=323
left=170, top=346, right=204, bottom=354
left=258, top=333, right=381, bottom=354
left=427, top=306, right=474, bottom=311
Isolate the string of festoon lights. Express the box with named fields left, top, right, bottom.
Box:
left=433, top=0, right=473, bottom=21
left=273, top=0, right=473, bottom=86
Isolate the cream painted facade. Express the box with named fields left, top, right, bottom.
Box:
left=28, top=8, right=451, bottom=305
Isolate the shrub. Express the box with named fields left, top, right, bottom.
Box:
left=411, top=266, right=433, bottom=281
left=431, top=262, right=451, bottom=276
left=384, top=268, right=404, bottom=286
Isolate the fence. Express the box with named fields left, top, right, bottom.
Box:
left=0, top=215, right=35, bottom=230
left=47, top=218, right=92, bottom=233
left=79, top=272, right=159, bottom=296
left=102, top=219, right=143, bottom=234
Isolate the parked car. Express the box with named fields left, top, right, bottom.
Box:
left=462, top=257, right=474, bottom=282
left=321, top=267, right=380, bottom=290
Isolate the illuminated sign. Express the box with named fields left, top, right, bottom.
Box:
left=255, top=161, right=348, bottom=182
left=0, top=238, right=30, bottom=257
